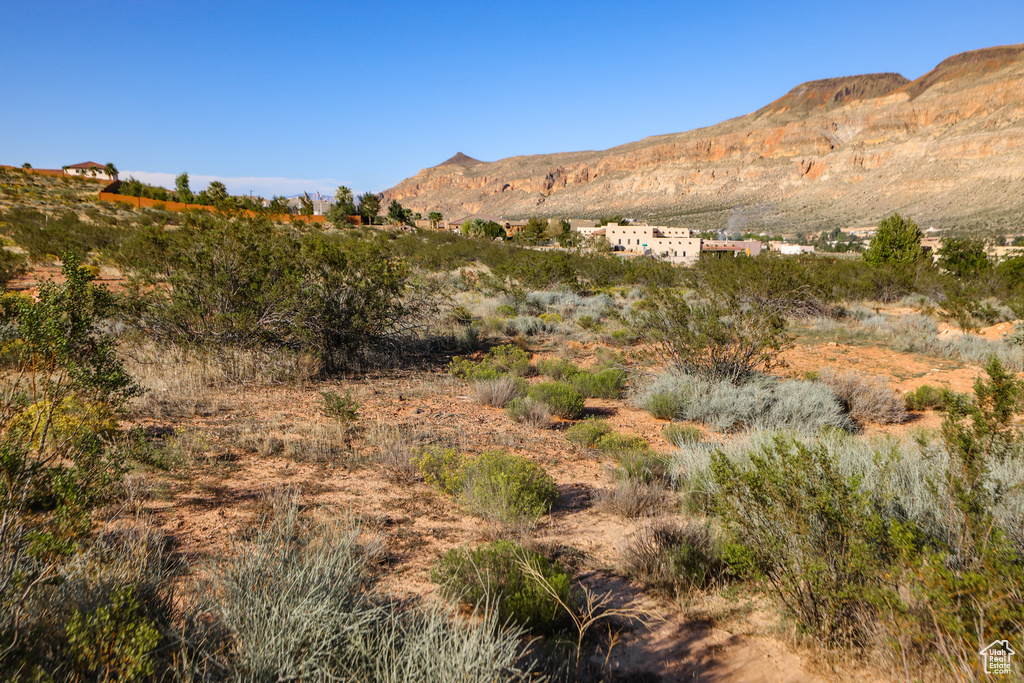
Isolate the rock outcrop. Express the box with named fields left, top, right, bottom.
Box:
left=382, top=45, right=1024, bottom=233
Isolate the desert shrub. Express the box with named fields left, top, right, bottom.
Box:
left=416, top=449, right=559, bottom=523
left=449, top=344, right=532, bottom=380
left=120, top=214, right=415, bottom=373
left=903, top=384, right=949, bottom=411
left=460, top=450, right=560, bottom=523
left=569, top=368, right=626, bottom=399
left=613, top=449, right=671, bottom=486
left=65, top=584, right=160, bottom=681
left=503, top=316, right=553, bottom=336
left=636, top=372, right=851, bottom=433
left=565, top=418, right=613, bottom=448
left=0, top=256, right=141, bottom=653
left=710, top=437, right=892, bottom=645
left=528, top=382, right=585, bottom=420
left=639, top=391, right=686, bottom=420
left=319, top=389, right=360, bottom=422
left=505, top=398, right=553, bottom=428
left=628, top=289, right=790, bottom=383
left=1006, top=321, right=1024, bottom=347
left=0, top=248, right=26, bottom=288
left=620, top=521, right=728, bottom=598
left=818, top=369, right=908, bottom=425
left=538, top=312, right=562, bottom=324
left=3, top=206, right=127, bottom=259
left=662, top=423, right=702, bottom=447
left=201, top=496, right=535, bottom=680
left=593, top=480, right=667, bottom=518
left=413, top=447, right=465, bottom=494
left=536, top=357, right=580, bottom=381
left=494, top=304, right=517, bottom=317
left=471, top=375, right=526, bottom=407
left=595, top=432, right=649, bottom=457
left=433, top=541, right=575, bottom=634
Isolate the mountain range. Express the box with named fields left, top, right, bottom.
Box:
left=382, top=44, right=1024, bottom=235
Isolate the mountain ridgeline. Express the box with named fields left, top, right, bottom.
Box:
left=383, top=44, right=1024, bottom=234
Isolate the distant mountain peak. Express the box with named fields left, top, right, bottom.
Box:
left=439, top=152, right=481, bottom=167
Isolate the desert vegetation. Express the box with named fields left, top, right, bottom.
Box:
left=0, top=168, right=1023, bottom=680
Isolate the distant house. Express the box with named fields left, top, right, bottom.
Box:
left=286, top=195, right=335, bottom=216
left=63, top=162, right=115, bottom=181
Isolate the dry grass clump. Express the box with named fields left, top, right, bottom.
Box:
left=366, top=422, right=421, bottom=483
left=593, top=480, right=670, bottom=518
left=819, top=369, right=908, bottom=425
left=505, top=398, right=554, bottom=429
left=620, top=519, right=728, bottom=599
left=471, top=376, right=525, bottom=408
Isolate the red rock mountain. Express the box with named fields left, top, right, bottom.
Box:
left=383, top=45, right=1024, bottom=234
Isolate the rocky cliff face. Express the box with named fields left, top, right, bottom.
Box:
left=382, top=45, right=1024, bottom=234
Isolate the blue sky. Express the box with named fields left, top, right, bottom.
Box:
left=2, top=1, right=1022, bottom=197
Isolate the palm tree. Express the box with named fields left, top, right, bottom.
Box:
left=103, top=162, right=118, bottom=181
left=334, top=185, right=353, bottom=206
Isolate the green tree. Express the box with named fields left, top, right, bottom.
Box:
left=103, top=162, right=118, bottom=181
left=333, top=185, right=356, bottom=215
left=387, top=199, right=407, bottom=225
left=175, top=172, right=192, bottom=203
left=863, top=213, right=924, bottom=265
left=936, top=237, right=991, bottom=278
left=207, top=180, right=229, bottom=205
left=428, top=211, right=443, bottom=229
left=299, top=192, right=314, bottom=216
left=358, top=193, right=381, bottom=225
left=463, top=219, right=506, bottom=240
left=515, top=217, right=548, bottom=246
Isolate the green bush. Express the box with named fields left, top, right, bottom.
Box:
left=903, top=384, right=949, bottom=411
left=461, top=450, right=560, bottom=523
left=3, top=206, right=127, bottom=259
left=528, top=382, right=585, bottom=420
left=565, top=418, right=613, bottom=448
left=494, top=304, right=517, bottom=317
left=415, top=449, right=559, bottom=523
left=613, top=449, right=670, bottom=486
left=412, top=447, right=465, bottom=494
left=433, top=541, right=575, bottom=634
left=449, top=344, right=532, bottom=380
left=65, top=585, right=160, bottom=681
left=595, top=432, right=649, bottom=457
left=536, top=357, right=580, bottom=381
left=319, top=390, right=360, bottom=422
left=569, top=368, right=626, bottom=399
left=640, top=391, right=685, bottom=420
left=710, top=437, right=891, bottom=645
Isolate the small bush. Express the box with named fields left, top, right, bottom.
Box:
left=318, top=390, right=360, bottom=422
left=471, top=375, right=526, bottom=407
left=595, top=432, right=649, bottom=457
left=903, top=384, right=948, bottom=411
left=65, top=585, right=160, bottom=681
left=368, top=423, right=420, bottom=483
left=640, top=392, right=685, bottom=420
left=433, top=540, right=575, bottom=634
left=613, top=449, right=671, bottom=485
left=593, top=480, right=668, bottom=518
left=413, top=447, right=465, bottom=494
left=505, top=398, right=554, bottom=428
left=449, top=344, right=532, bottom=380
left=528, top=382, right=585, bottom=420
left=570, top=368, right=626, bottom=399
left=565, top=418, right=613, bottom=448
left=494, top=304, right=517, bottom=317
left=662, top=423, right=702, bottom=447
left=620, top=521, right=728, bottom=598
left=818, top=369, right=908, bottom=425
left=461, top=450, right=560, bottom=523
left=536, top=358, right=580, bottom=381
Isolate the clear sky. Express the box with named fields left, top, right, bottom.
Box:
left=2, top=1, right=1022, bottom=198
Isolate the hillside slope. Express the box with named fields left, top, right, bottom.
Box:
left=383, top=45, right=1024, bottom=233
